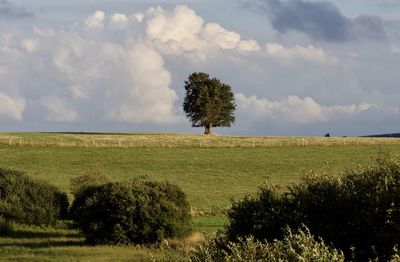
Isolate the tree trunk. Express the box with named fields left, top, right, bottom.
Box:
left=204, top=123, right=212, bottom=135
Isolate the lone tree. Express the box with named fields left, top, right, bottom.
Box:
left=183, top=72, right=236, bottom=134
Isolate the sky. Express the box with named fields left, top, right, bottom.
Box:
left=0, top=0, right=400, bottom=136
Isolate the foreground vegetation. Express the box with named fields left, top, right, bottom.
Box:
left=5, top=154, right=400, bottom=261
left=226, top=153, right=400, bottom=260
left=188, top=227, right=346, bottom=262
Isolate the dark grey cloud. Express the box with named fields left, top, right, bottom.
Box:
left=245, top=0, right=386, bottom=42
left=0, top=0, right=32, bottom=19
left=352, top=15, right=385, bottom=40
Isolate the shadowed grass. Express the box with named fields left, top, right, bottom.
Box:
left=0, top=223, right=166, bottom=261
left=0, top=219, right=217, bottom=261
left=0, top=245, right=165, bottom=261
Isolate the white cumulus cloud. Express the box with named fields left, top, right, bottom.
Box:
left=0, top=7, right=183, bottom=125
left=392, top=45, right=400, bottom=54
left=84, top=11, right=105, bottom=29
left=266, top=43, right=337, bottom=64
left=110, top=13, right=129, bottom=29
left=0, top=93, right=26, bottom=120
left=201, top=23, right=241, bottom=50
left=144, top=5, right=260, bottom=60
left=133, top=12, right=144, bottom=23
left=21, top=39, right=39, bottom=54
left=238, top=39, right=261, bottom=52
left=146, top=5, right=203, bottom=44
left=0, top=66, right=7, bottom=76
left=236, top=93, right=373, bottom=124
left=104, top=43, right=179, bottom=124
left=48, top=29, right=180, bottom=124
left=41, top=96, right=78, bottom=122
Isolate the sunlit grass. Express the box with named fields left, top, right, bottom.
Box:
left=193, top=216, right=228, bottom=234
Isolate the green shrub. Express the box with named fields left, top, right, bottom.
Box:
left=189, top=226, right=344, bottom=262
left=227, top=183, right=300, bottom=243
left=0, top=168, right=69, bottom=226
left=70, top=172, right=110, bottom=196
left=227, top=154, right=400, bottom=261
left=70, top=177, right=192, bottom=245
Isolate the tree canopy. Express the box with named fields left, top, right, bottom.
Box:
left=183, top=72, right=236, bottom=134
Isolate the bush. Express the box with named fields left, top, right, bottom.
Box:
left=189, top=226, right=344, bottom=262
left=227, top=183, right=300, bottom=243
left=0, top=168, right=69, bottom=226
left=227, top=153, right=400, bottom=261
left=70, top=177, right=192, bottom=245
left=70, top=172, right=110, bottom=196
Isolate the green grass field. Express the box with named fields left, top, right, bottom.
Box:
left=0, top=138, right=398, bottom=210
left=1, top=133, right=400, bottom=261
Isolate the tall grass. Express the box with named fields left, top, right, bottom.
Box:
left=0, top=132, right=398, bottom=148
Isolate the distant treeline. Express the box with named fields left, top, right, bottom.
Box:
left=362, top=133, right=400, bottom=138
